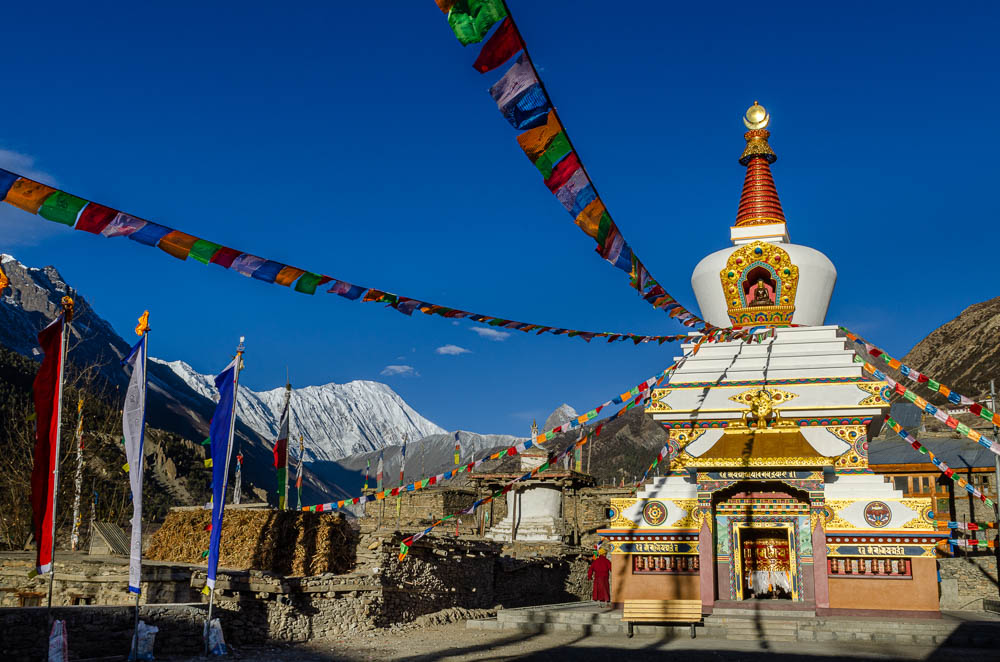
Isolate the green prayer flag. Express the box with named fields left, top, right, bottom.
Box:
left=448, top=0, right=507, bottom=46
left=539, top=462, right=550, bottom=472
left=927, top=379, right=940, bottom=392
left=533, top=133, right=571, bottom=178
left=39, top=191, right=88, bottom=226
left=595, top=212, right=613, bottom=247
left=981, top=410, right=994, bottom=422
left=903, top=390, right=916, bottom=402
left=295, top=272, right=324, bottom=295
left=956, top=423, right=970, bottom=436
left=190, top=239, right=223, bottom=264
left=399, top=541, right=409, bottom=554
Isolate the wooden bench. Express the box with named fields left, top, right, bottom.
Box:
left=622, top=599, right=703, bottom=638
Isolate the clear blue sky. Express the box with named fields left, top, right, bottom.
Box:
left=3, top=1, right=998, bottom=436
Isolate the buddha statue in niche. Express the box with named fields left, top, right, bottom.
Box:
left=749, top=278, right=774, bottom=307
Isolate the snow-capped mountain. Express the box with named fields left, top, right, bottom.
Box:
left=154, top=358, right=446, bottom=462
left=543, top=403, right=579, bottom=431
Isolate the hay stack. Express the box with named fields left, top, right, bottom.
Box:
left=145, top=509, right=353, bottom=575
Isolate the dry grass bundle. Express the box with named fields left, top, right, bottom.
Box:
left=145, top=508, right=354, bottom=575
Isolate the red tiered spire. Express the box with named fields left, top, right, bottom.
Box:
left=733, top=102, right=786, bottom=228
left=734, top=153, right=786, bottom=226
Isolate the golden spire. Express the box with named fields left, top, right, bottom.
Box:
left=739, top=101, right=776, bottom=165
left=734, top=101, right=785, bottom=227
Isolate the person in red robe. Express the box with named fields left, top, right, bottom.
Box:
left=588, top=548, right=612, bottom=606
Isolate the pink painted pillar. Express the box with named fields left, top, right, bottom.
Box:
left=699, top=519, right=714, bottom=612
left=813, top=521, right=830, bottom=609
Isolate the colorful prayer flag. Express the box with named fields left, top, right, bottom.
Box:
left=30, top=315, right=65, bottom=575
left=122, top=334, right=148, bottom=593
left=207, top=357, right=239, bottom=591
left=273, top=384, right=291, bottom=510
left=472, top=17, right=522, bottom=73
left=447, top=0, right=507, bottom=46
left=5, top=178, right=56, bottom=213
left=39, top=192, right=87, bottom=226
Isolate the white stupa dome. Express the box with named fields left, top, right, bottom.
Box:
left=691, top=102, right=836, bottom=329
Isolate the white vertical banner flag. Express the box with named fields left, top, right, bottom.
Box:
left=122, top=334, right=147, bottom=594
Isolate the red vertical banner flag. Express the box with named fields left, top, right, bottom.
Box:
left=31, top=316, right=65, bottom=575
left=273, top=386, right=290, bottom=510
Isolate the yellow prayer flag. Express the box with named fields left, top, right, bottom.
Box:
left=122, top=463, right=129, bottom=472
left=4, top=178, right=56, bottom=213
left=204, top=459, right=213, bottom=468
left=158, top=230, right=199, bottom=260
left=516, top=110, right=563, bottom=161
left=275, top=265, right=306, bottom=287
left=574, top=198, right=606, bottom=239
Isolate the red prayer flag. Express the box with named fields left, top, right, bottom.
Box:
left=473, top=18, right=522, bottom=73
left=74, top=203, right=117, bottom=234
left=273, top=438, right=288, bottom=469
left=31, top=316, right=64, bottom=575
left=544, top=152, right=581, bottom=192
left=209, top=246, right=241, bottom=268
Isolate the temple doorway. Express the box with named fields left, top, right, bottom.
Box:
left=735, top=525, right=795, bottom=600
left=710, top=480, right=810, bottom=602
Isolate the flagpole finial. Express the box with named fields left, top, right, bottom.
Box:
left=135, top=311, right=150, bottom=336
left=61, top=295, right=75, bottom=322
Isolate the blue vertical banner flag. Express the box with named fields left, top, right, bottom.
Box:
left=122, top=331, right=148, bottom=593
left=206, top=358, right=238, bottom=592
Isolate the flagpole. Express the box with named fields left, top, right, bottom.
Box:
left=206, top=337, right=245, bottom=654
left=69, top=398, right=85, bottom=551
left=297, top=435, right=304, bottom=510
left=284, top=371, right=291, bottom=511
left=46, top=296, right=73, bottom=615
left=129, top=315, right=150, bottom=661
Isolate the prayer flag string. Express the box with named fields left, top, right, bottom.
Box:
left=303, top=336, right=711, bottom=514
left=859, top=358, right=1000, bottom=458
left=937, top=520, right=997, bottom=531
left=437, top=1, right=713, bottom=332
left=885, top=417, right=995, bottom=508
left=0, top=164, right=757, bottom=347
left=844, top=327, right=1000, bottom=436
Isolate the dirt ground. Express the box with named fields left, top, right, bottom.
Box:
left=161, top=621, right=988, bottom=662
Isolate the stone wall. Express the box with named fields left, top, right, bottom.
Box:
left=0, top=553, right=199, bottom=607
left=939, top=555, right=1000, bottom=610
left=362, top=489, right=482, bottom=532
left=0, top=603, right=207, bottom=661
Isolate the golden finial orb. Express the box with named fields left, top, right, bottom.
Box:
left=743, top=101, right=770, bottom=130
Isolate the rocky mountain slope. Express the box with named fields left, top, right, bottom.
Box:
left=0, top=254, right=335, bottom=504
left=902, top=295, right=1000, bottom=400
left=156, top=359, right=445, bottom=462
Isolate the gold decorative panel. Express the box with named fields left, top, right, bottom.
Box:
left=856, top=382, right=889, bottom=407
left=720, top=241, right=798, bottom=327
left=729, top=387, right=798, bottom=408
left=647, top=389, right=672, bottom=413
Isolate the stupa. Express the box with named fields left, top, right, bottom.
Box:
left=596, top=103, right=943, bottom=616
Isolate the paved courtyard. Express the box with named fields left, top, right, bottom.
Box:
left=161, top=620, right=997, bottom=661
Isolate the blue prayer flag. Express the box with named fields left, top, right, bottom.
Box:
left=206, top=358, right=238, bottom=591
